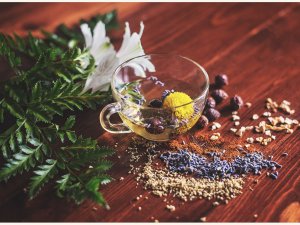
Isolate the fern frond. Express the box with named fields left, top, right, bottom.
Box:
left=28, top=159, right=58, bottom=198
left=0, top=141, right=44, bottom=181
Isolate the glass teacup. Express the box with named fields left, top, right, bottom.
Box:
left=100, top=54, right=209, bottom=141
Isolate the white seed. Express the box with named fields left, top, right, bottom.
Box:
left=285, top=118, right=293, bottom=125
left=166, top=204, right=176, bottom=212
left=244, top=144, right=251, bottom=148
left=245, top=102, right=252, bottom=108
left=234, top=121, right=240, bottom=126
left=265, top=130, right=272, bottom=136
left=246, top=137, right=254, bottom=144
left=210, top=133, right=221, bottom=141
left=255, top=137, right=263, bottom=143
left=263, top=112, right=271, bottom=117
left=236, top=127, right=246, bottom=137
left=271, top=135, right=276, bottom=140
left=232, top=111, right=238, bottom=115
left=245, top=126, right=254, bottom=131
left=232, top=115, right=240, bottom=121
left=252, top=114, right=259, bottom=120
left=200, top=217, right=207, bottom=222
left=230, top=128, right=237, bottom=133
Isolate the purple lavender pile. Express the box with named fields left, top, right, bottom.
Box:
left=160, top=150, right=282, bottom=179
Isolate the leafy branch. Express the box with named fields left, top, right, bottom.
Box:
left=0, top=10, right=118, bottom=207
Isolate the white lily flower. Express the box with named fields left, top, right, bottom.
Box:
left=81, top=21, right=155, bottom=93
left=116, top=22, right=155, bottom=77
left=80, top=21, right=115, bottom=65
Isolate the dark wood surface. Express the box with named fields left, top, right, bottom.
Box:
left=0, top=2, right=300, bottom=222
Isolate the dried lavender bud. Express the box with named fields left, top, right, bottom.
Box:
left=211, top=89, right=228, bottom=103
left=230, top=95, right=244, bottom=110
left=204, top=108, right=221, bottom=122
left=205, top=97, right=216, bottom=108
left=215, top=74, right=228, bottom=87
left=148, top=99, right=163, bottom=108
left=196, top=115, right=209, bottom=129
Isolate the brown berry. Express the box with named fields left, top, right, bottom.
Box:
left=215, top=74, right=228, bottom=87
left=196, top=115, right=209, bottom=129
left=148, top=99, right=163, bottom=108
left=204, top=108, right=221, bottom=121
left=230, top=95, right=244, bottom=110
left=145, top=118, right=165, bottom=134
left=211, top=89, right=228, bottom=103
left=205, top=97, right=216, bottom=108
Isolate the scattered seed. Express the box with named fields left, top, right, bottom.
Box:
left=263, top=112, right=271, bottom=117
left=212, top=201, right=220, bottom=206
left=245, top=102, right=252, bottom=108
left=138, top=206, right=142, bottom=211
left=234, top=121, right=240, bottom=126
left=232, top=115, right=240, bottom=121
left=210, top=133, right=221, bottom=141
left=230, top=128, right=237, bottom=133
left=166, top=204, right=176, bottom=212
left=200, top=217, right=207, bottom=222
left=252, top=114, right=259, bottom=120
left=246, top=137, right=254, bottom=144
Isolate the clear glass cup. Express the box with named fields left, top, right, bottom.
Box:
left=100, top=54, right=209, bottom=141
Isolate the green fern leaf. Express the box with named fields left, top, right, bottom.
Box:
left=85, top=177, right=107, bottom=206
left=28, top=106, right=52, bottom=123
left=0, top=143, right=43, bottom=181
left=2, top=98, right=25, bottom=119
left=29, top=159, right=58, bottom=198
left=64, top=115, right=76, bottom=130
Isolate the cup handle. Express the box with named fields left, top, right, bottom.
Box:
left=99, top=102, right=132, bottom=134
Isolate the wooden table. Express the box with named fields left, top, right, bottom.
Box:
left=0, top=2, right=300, bottom=222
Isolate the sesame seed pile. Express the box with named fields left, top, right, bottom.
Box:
left=138, top=162, right=244, bottom=202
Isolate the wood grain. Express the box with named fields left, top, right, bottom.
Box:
left=0, top=2, right=299, bottom=222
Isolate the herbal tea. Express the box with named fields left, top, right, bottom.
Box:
left=116, top=76, right=206, bottom=141
left=100, top=54, right=209, bottom=141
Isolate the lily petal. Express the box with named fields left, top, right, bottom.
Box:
left=80, top=23, right=93, bottom=49
left=83, top=52, right=119, bottom=93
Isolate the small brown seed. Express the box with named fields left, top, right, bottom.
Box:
left=196, top=115, right=209, bottom=129
left=215, top=74, right=229, bottom=87
left=230, top=95, right=244, bottom=111
left=205, top=97, right=216, bottom=108
left=204, top=108, right=221, bottom=122
left=211, top=89, right=229, bottom=103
